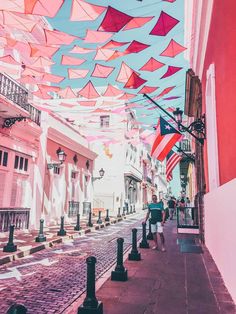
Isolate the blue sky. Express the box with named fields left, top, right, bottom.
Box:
left=46, top=0, right=187, bottom=195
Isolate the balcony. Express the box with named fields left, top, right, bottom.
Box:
left=0, top=73, right=41, bottom=126
left=0, top=208, right=30, bottom=232
left=179, top=139, right=191, bottom=152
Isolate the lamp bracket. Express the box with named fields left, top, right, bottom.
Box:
left=2, top=117, right=28, bottom=128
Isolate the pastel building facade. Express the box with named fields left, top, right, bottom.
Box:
left=185, top=0, right=236, bottom=302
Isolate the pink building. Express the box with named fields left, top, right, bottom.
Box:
left=185, top=0, right=236, bottom=302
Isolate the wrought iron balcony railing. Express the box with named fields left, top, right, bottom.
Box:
left=0, top=208, right=30, bottom=232
left=179, top=139, right=192, bottom=152
left=0, top=73, right=41, bottom=126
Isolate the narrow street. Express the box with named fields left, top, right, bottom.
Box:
left=0, top=214, right=143, bottom=314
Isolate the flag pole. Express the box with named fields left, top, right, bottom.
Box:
left=143, top=94, right=203, bottom=144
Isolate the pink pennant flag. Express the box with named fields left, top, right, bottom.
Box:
left=116, top=62, right=138, bottom=83
left=22, top=66, right=44, bottom=77
left=107, top=51, right=127, bottom=61
left=139, top=57, right=165, bottom=72
left=78, top=101, right=96, bottom=107
left=160, top=65, right=182, bottom=79
left=0, top=0, right=24, bottom=14
left=94, top=48, right=114, bottom=61
left=163, top=96, right=181, bottom=100
left=118, top=93, right=136, bottom=100
left=44, top=29, right=79, bottom=45
left=122, top=16, right=154, bottom=31
left=78, top=81, right=100, bottom=99
left=2, top=11, right=36, bottom=32
left=138, top=86, right=159, bottom=94
left=60, top=102, right=76, bottom=108
left=163, top=0, right=176, bottom=2
left=83, top=30, right=113, bottom=43
left=30, top=56, right=55, bottom=68
left=37, top=84, right=60, bottom=93
left=103, top=84, right=123, bottom=97
left=68, top=68, right=89, bottom=79
left=91, top=108, right=110, bottom=113
left=33, top=89, right=52, bottom=99
left=91, top=64, right=114, bottom=78
left=125, top=40, right=150, bottom=53
left=98, top=6, right=133, bottom=32
left=30, top=43, right=59, bottom=57
left=160, top=39, right=187, bottom=57
left=0, top=55, right=20, bottom=65
left=70, top=46, right=95, bottom=54
left=19, top=75, right=39, bottom=84
left=70, top=0, right=106, bottom=21
left=57, top=87, right=76, bottom=98
left=102, top=40, right=129, bottom=49
left=25, top=0, right=64, bottom=18
left=61, top=55, right=85, bottom=66
left=154, top=86, right=175, bottom=100
left=41, top=73, right=65, bottom=83
left=149, top=11, right=179, bottom=36
left=124, top=72, right=147, bottom=89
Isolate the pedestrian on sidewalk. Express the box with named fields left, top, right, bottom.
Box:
left=167, top=197, right=176, bottom=220
left=143, top=194, right=166, bottom=251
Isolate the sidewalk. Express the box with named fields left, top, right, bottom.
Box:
left=0, top=213, right=130, bottom=266
left=68, top=219, right=236, bottom=314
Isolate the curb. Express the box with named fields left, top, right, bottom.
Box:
left=0, top=216, right=126, bottom=266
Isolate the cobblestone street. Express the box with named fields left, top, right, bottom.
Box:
left=0, top=214, right=143, bottom=314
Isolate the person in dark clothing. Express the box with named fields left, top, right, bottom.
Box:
left=167, top=197, right=176, bottom=220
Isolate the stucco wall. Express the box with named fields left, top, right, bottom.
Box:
left=204, top=178, right=236, bottom=303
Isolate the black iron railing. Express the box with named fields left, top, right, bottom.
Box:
left=68, top=201, right=79, bottom=217
left=179, top=139, right=191, bottom=152
left=0, top=208, right=30, bottom=232
left=0, top=73, right=41, bottom=126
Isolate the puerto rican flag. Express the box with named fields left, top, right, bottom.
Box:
left=166, top=150, right=182, bottom=181
left=151, top=117, right=182, bottom=161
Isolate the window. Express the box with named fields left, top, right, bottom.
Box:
left=100, top=115, right=110, bottom=128
left=53, top=166, right=60, bottom=175
left=14, top=155, right=29, bottom=172
left=71, top=171, right=77, bottom=179
left=0, top=150, right=8, bottom=167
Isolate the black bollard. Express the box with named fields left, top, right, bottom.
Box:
left=97, top=211, right=103, bottom=224
left=3, top=225, right=17, bottom=252
left=105, top=209, right=110, bottom=222
left=57, top=216, right=67, bottom=236
left=139, top=222, right=150, bottom=248
left=78, top=256, right=103, bottom=314
left=147, top=219, right=153, bottom=240
left=117, top=207, right=121, bottom=218
left=133, top=204, right=136, bottom=213
left=7, top=304, right=27, bottom=314
left=126, top=205, right=129, bottom=215
left=74, top=213, right=81, bottom=231
left=122, top=206, right=126, bottom=216
left=35, top=219, right=46, bottom=242
left=111, top=238, right=128, bottom=281
left=87, top=211, right=93, bottom=227
left=128, top=228, right=141, bottom=261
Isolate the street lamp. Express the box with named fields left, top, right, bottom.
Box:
left=143, top=94, right=206, bottom=145
left=47, top=147, right=67, bottom=169
left=92, top=168, right=105, bottom=182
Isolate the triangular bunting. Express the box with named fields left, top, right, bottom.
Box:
left=124, top=72, right=147, bottom=89
left=149, top=11, right=179, bottom=36
left=70, top=0, right=106, bottom=21
left=160, top=39, right=187, bottom=57
left=160, top=65, right=182, bottom=79
left=91, top=64, right=114, bottom=78
left=139, top=57, right=165, bottom=72
left=78, top=81, right=100, bottom=99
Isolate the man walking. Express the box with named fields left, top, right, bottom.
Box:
left=143, top=194, right=166, bottom=251
left=168, top=197, right=176, bottom=220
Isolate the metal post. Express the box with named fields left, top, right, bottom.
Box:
left=6, top=304, right=27, bottom=314
left=78, top=256, right=103, bottom=314
left=117, top=207, right=121, bottom=218
left=87, top=211, right=93, bottom=227
left=74, top=213, right=81, bottom=231
left=97, top=211, right=102, bottom=224
left=111, top=238, right=128, bottom=281
left=133, top=204, right=136, bottom=213
left=105, top=209, right=110, bottom=222
left=128, top=228, right=141, bottom=261
left=3, top=225, right=17, bottom=252
left=130, top=205, right=133, bottom=214
left=139, top=222, right=150, bottom=248
left=57, top=216, right=66, bottom=236
left=35, top=219, right=46, bottom=242
left=146, top=219, right=154, bottom=240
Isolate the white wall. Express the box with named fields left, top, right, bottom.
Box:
left=204, top=178, right=236, bottom=303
